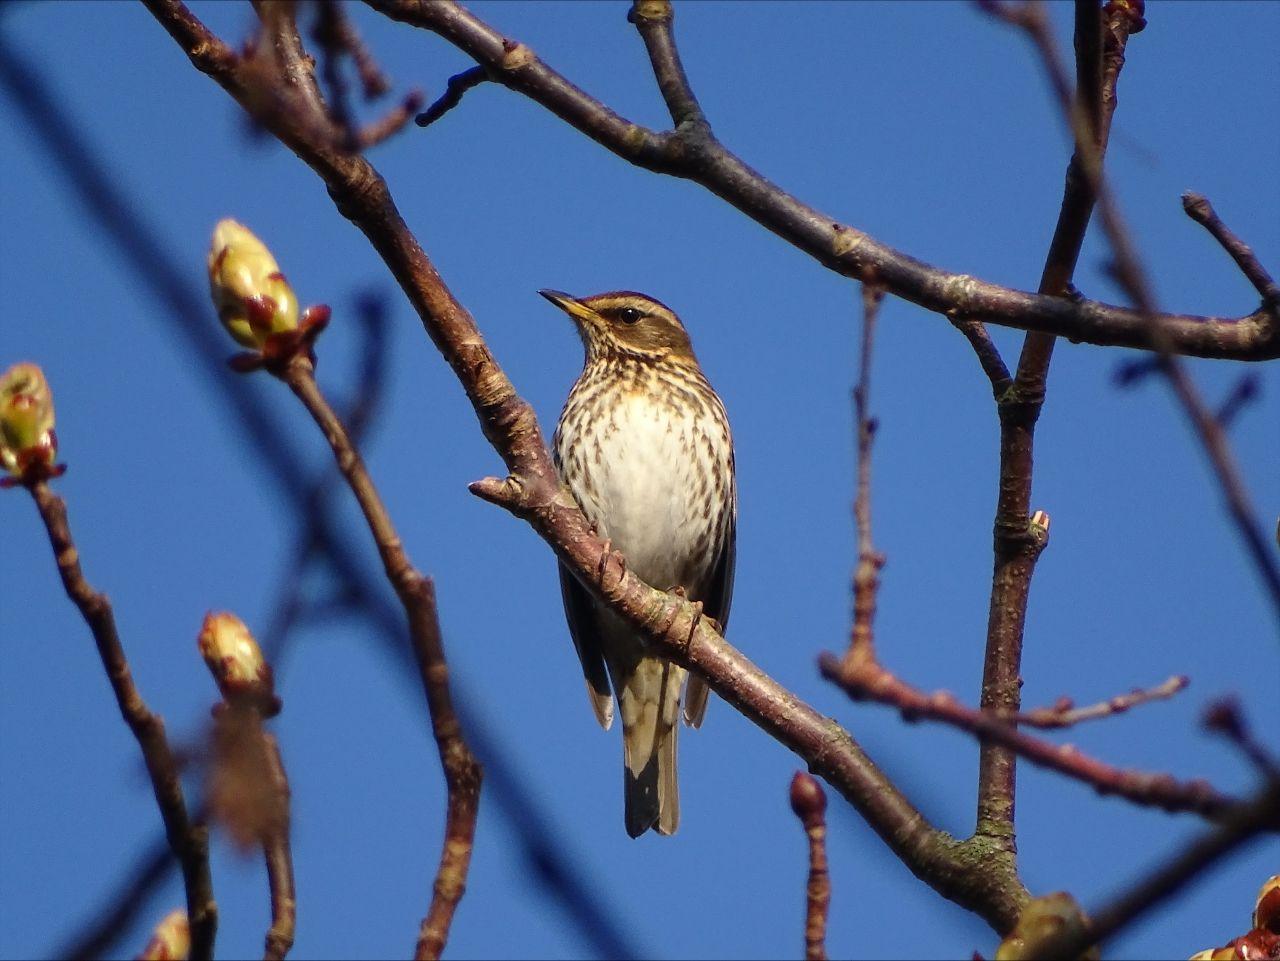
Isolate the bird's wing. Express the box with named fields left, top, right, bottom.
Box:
left=683, top=506, right=736, bottom=727
left=559, top=562, right=616, bottom=729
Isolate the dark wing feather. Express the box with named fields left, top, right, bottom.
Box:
left=682, top=508, right=736, bottom=727
left=559, top=562, right=616, bottom=729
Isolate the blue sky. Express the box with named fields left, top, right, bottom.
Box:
left=1, top=2, right=1277, bottom=959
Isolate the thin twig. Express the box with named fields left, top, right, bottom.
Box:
left=844, top=284, right=885, bottom=671
left=1009, top=674, right=1188, bottom=730
left=275, top=355, right=482, bottom=961
left=627, top=0, right=706, bottom=128
left=359, top=89, right=425, bottom=147
left=25, top=481, right=217, bottom=960
left=415, top=65, right=488, bottom=128
left=819, top=656, right=1248, bottom=822
left=312, top=0, right=359, bottom=149
left=790, top=773, right=830, bottom=961
left=1203, top=698, right=1280, bottom=784
left=950, top=315, right=1013, bottom=397
left=262, top=735, right=296, bottom=961
left=1182, top=192, right=1280, bottom=306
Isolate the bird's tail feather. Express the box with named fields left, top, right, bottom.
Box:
left=619, top=658, right=683, bottom=836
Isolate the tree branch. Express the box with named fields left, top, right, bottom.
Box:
left=843, top=283, right=885, bottom=672
left=25, top=481, right=217, bottom=960
left=144, top=0, right=1032, bottom=931
left=415, top=65, right=489, bottom=128
left=819, top=656, right=1255, bottom=823
left=365, top=0, right=1278, bottom=361
left=273, top=355, right=482, bottom=961
left=1010, top=674, right=1188, bottom=730
left=971, top=0, right=1141, bottom=852
left=790, top=773, right=831, bottom=961
left=1182, top=191, right=1280, bottom=308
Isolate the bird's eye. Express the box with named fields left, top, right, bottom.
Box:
left=618, top=307, right=642, bottom=324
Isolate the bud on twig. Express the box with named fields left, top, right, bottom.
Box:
left=0, top=362, right=63, bottom=486
left=208, top=219, right=299, bottom=349
left=207, top=220, right=330, bottom=372
left=198, top=611, right=278, bottom=714
left=137, top=909, right=190, bottom=961
left=789, top=771, right=828, bottom=824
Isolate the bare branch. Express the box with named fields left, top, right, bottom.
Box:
left=951, top=315, right=1013, bottom=397
left=25, top=481, right=217, bottom=960
left=366, top=0, right=1278, bottom=361
left=1203, top=698, right=1280, bottom=784
left=273, top=355, right=482, bottom=961
left=1182, top=192, right=1280, bottom=306
left=844, top=284, right=886, bottom=672
left=819, top=656, right=1250, bottom=822
left=415, top=65, right=489, bottom=128
left=1010, top=674, right=1189, bottom=730
left=261, top=735, right=296, bottom=961
left=971, top=0, right=1141, bottom=853
left=789, top=773, right=831, bottom=961
left=628, top=0, right=706, bottom=128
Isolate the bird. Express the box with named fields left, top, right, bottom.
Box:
left=541, top=288, right=736, bottom=837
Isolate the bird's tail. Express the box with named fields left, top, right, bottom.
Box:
left=619, top=657, right=684, bottom=837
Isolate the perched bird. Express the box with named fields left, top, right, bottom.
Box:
left=541, top=289, right=737, bottom=837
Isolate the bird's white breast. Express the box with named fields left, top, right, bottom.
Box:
left=556, top=370, right=733, bottom=593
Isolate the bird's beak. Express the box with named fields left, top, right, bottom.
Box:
left=538, top=289, right=601, bottom=327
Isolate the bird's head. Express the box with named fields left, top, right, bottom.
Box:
left=538, top=289, right=697, bottom=366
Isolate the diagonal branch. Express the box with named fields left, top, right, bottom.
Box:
left=1182, top=192, right=1280, bottom=307
left=25, top=481, right=217, bottom=961
left=1026, top=783, right=1280, bottom=958
left=143, top=0, right=1032, bottom=932
left=365, top=0, right=1278, bottom=361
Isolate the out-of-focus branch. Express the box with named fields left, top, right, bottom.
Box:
left=365, top=0, right=1278, bottom=361
left=818, top=657, right=1252, bottom=822
left=843, top=283, right=885, bottom=672
left=273, top=355, right=482, bottom=961
left=1203, top=698, right=1280, bottom=784
left=790, top=773, right=831, bottom=961
left=144, top=0, right=1032, bottom=931
left=25, top=481, right=217, bottom=960
left=1028, top=784, right=1280, bottom=958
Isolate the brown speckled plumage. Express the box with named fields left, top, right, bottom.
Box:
left=542, top=289, right=736, bottom=837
